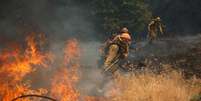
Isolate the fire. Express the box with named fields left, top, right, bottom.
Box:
left=84, top=96, right=105, bottom=101
left=0, top=33, right=51, bottom=101
left=0, top=33, right=199, bottom=101
left=64, top=39, right=80, bottom=82
left=64, top=39, right=80, bottom=65
left=0, top=34, right=95, bottom=101
left=51, top=39, right=80, bottom=101
left=51, top=68, right=80, bottom=101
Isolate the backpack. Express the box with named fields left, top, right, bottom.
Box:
left=104, top=36, right=129, bottom=59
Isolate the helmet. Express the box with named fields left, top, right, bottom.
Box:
left=156, top=17, right=161, bottom=21
left=120, top=27, right=129, bottom=33
left=120, top=33, right=131, bottom=42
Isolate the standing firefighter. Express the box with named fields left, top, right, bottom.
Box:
left=148, top=17, right=165, bottom=43
left=103, top=27, right=132, bottom=74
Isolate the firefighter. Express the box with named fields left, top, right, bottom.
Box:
left=103, top=27, right=132, bottom=75
left=96, top=28, right=132, bottom=94
left=148, top=17, right=165, bottom=43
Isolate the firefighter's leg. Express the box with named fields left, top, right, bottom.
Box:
left=102, top=44, right=120, bottom=90
left=148, top=31, right=154, bottom=43
left=97, top=44, right=120, bottom=94
left=104, top=44, right=119, bottom=73
left=153, top=32, right=157, bottom=41
left=149, top=30, right=157, bottom=43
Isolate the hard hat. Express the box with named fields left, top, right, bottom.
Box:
left=156, top=17, right=161, bottom=21
left=121, top=27, right=129, bottom=33
left=120, top=33, right=131, bottom=41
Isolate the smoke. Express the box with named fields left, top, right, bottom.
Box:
left=0, top=0, right=97, bottom=42
left=1, top=0, right=201, bottom=100
left=130, top=34, right=201, bottom=61
left=0, top=0, right=106, bottom=97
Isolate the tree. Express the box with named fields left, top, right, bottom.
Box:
left=146, top=0, right=201, bottom=34
left=91, top=0, right=152, bottom=36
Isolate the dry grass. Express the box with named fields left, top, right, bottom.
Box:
left=110, top=70, right=201, bottom=101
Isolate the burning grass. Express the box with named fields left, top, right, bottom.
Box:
left=0, top=33, right=200, bottom=101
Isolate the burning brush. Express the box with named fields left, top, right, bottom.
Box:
left=0, top=33, right=200, bottom=101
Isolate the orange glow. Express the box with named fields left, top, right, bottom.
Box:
left=84, top=96, right=107, bottom=101
left=51, top=68, right=80, bottom=101
left=51, top=39, right=80, bottom=101
left=0, top=33, right=50, bottom=101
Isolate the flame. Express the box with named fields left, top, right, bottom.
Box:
left=0, top=33, right=200, bottom=101
left=50, top=39, right=107, bottom=101
left=51, top=68, right=80, bottom=101
left=84, top=96, right=107, bottom=101
left=0, top=32, right=51, bottom=101
left=50, top=39, right=80, bottom=101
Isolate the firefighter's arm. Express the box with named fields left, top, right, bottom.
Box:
left=123, top=53, right=128, bottom=58
left=148, top=24, right=151, bottom=31
left=148, top=21, right=154, bottom=31
left=159, top=22, right=165, bottom=34
left=104, top=44, right=119, bottom=67
left=123, top=44, right=129, bottom=58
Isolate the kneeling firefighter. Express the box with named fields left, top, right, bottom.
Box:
left=103, top=27, right=132, bottom=74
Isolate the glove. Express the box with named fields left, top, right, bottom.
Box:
left=122, top=53, right=128, bottom=59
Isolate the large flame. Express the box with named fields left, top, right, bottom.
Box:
left=50, top=39, right=80, bottom=101
left=0, top=33, right=51, bottom=101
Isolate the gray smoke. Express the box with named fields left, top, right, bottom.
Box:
left=2, top=0, right=201, bottom=99
left=0, top=0, right=107, bottom=97
left=130, top=34, right=201, bottom=61
left=0, top=0, right=97, bottom=42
